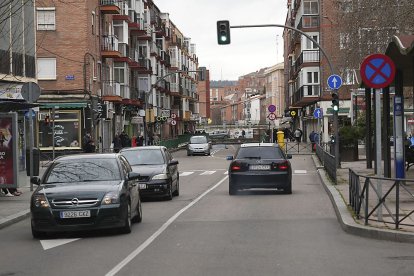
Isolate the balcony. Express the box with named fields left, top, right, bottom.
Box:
left=102, top=81, right=122, bottom=102
left=293, top=50, right=320, bottom=74
left=99, top=0, right=122, bottom=14
left=122, top=86, right=141, bottom=106
left=150, top=41, right=161, bottom=57
left=297, top=15, right=319, bottom=30
left=291, top=84, right=320, bottom=107
left=135, top=58, right=152, bottom=74
left=113, top=1, right=129, bottom=20
left=101, top=35, right=121, bottom=58
left=160, top=51, right=170, bottom=67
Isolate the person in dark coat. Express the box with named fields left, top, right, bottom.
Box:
left=112, top=134, right=122, bottom=153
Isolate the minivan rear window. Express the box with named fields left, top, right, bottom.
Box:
left=236, top=147, right=284, bottom=159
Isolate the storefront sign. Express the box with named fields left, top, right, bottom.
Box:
left=131, top=116, right=143, bottom=124
left=0, top=113, right=18, bottom=188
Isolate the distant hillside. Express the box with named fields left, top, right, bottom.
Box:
left=210, top=80, right=237, bottom=88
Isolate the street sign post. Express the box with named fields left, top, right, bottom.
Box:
left=360, top=54, right=396, bottom=219
left=327, top=74, right=343, bottom=90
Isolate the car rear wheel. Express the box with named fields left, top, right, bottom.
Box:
left=229, top=183, right=237, bottom=195
left=121, top=203, right=132, bottom=234
left=284, top=182, right=292, bottom=194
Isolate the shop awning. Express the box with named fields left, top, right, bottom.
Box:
left=40, top=102, right=88, bottom=109
left=0, top=100, right=39, bottom=112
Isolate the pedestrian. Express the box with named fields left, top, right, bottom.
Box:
left=294, top=128, right=303, bottom=143
left=153, top=133, right=160, bottom=145
left=82, top=132, right=95, bottom=153
left=1, top=188, right=22, bottom=197
left=112, top=134, right=122, bottom=153
left=120, top=131, right=131, bottom=148
left=131, top=136, right=137, bottom=147
left=241, top=129, right=246, bottom=139
left=309, top=130, right=316, bottom=151
left=137, top=133, right=144, bottom=146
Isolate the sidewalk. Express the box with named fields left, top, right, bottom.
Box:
left=2, top=153, right=414, bottom=243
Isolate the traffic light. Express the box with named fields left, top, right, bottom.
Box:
left=217, top=20, right=231, bottom=45
left=330, top=135, right=336, bottom=144
left=331, top=92, right=339, bottom=112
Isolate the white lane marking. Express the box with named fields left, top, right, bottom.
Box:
left=224, top=171, right=228, bottom=175
left=180, top=172, right=194, bottom=176
left=106, top=176, right=229, bottom=276
left=40, top=239, right=80, bottom=250
left=200, top=171, right=216, bottom=175
left=294, top=170, right=307, bottom=174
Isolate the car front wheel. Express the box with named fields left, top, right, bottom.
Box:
left=121, top=203, right=132, bottom=234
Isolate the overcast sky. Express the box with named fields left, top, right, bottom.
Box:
left=155, top=0, right=288, bottom=81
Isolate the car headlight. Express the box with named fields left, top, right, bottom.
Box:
left=204, top=145, right=209, bottom=150
left=102, top=191, right=120, bottom=205
left=188, top=145, right=194, bottom=150
left=152, top=173, right=168, bottom=180
left=33, top=194, right=49, bottom=208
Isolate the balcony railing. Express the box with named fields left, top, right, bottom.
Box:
left=292, top=84, right=320, bottom=103
left=102, top=81, right=121, bottom=97
left=99, top=0, right=122, bottom=14
left=101, top=35, right=119, bottom=52
left=138, top=58, right=151, bottom=71
left=294, top=50, right=319, bottom=72
left=170, top=83, right=179, bottom=93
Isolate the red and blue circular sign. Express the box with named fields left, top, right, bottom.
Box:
left=268, top=104, right=276, bottom=113
left=360, top=54, right=396, bottom=89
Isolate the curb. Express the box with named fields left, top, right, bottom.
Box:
left=0, top=209, right=30, bottom=230
left=312, top=155, right=414, bottom=243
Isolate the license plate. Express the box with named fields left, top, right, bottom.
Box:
left=249, top=165, right=270, bottom=170
left=139, top=184, right=147, bottom=189
left=60, top=210, right=90, bottom=218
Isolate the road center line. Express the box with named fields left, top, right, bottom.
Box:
left=106, top=175, right=229, bottom=276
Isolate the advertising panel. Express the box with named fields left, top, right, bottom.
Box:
left=0, top=113, right=18, bottom=188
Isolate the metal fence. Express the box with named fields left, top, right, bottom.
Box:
left=316, top=143, right=336, bottom=183
left=349, top=169, right=414, bottom=229
left=283, top=141, right=313, bottom=155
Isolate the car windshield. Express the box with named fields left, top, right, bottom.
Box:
left=122, top=149, right=165, bottom=165
left=190, top=136, right=208, bottom=144
left=44, top=158, right=121, bottom=184
left=236, top=147, right=284, bottom=159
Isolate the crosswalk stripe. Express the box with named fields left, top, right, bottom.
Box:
left=180, top=172, right=194, bottom=176
left=200, top=171, right=216, bottom=175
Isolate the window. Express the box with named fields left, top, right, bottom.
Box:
left=306, top=35, right=318, bottom=49
left=303, top=0, right=319, bottom=14
left=92, top=11, right=95, bottom=35
left=37, top=58, right=56, bottom=80
left=37, top=8, right=55, bottom=30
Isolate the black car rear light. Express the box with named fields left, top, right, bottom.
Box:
left=230, top=162, right=241, bottom=171
left=272, top=161, right=289, bottom=171
left=278, top=161, right=289, bottom=170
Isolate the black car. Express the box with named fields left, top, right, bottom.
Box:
left=30, top=153, right=142, bottom=238
left=227, top=143, right=292, bottom=195
left=120, top=146, right=179, bottom=200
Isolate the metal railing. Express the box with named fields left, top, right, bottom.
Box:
left=349, top=169, right=414, bottom=229
left=316, top=142, right=336, bottom=182
left=283, top=141, right=313, bottom=155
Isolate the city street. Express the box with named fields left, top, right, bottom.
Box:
left=1, top=145, right=414, bottom=276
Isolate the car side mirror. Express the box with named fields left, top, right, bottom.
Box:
left=286, top=154, right=292, bottom=159
left=169, top=160, right=179, bottom=165
left=128, top=172, right=140, bottom=180
left=226, top=155, right=234, bottom=160
left=31, top=177, right=41, bottom=185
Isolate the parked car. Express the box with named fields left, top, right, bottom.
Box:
left=208, top=130, right=229, bottom=139
left=227, top=143, right=292, bottom=195
left=120, top=146, right=179, bottom=200
left=187, top=135, right=211, bottom=156
left=30, top=153, right=142, bottom=238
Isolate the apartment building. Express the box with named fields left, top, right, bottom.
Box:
left=0, top=1, right=36, bottom=107
left=35, top=0, right=200, bottom=151
left=264, top=62, right=285, bottom=119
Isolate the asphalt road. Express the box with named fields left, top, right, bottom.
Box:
left=1, top=145, right=414, bottom=276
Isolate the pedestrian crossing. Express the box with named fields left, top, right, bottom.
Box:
left=180, top=170, right=308, bottom=176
